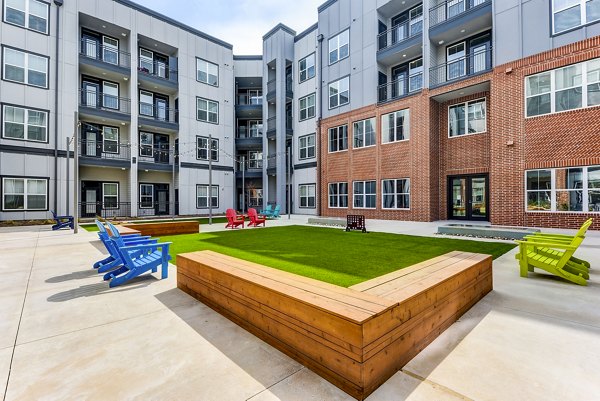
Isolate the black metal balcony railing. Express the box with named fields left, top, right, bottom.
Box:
left=377, top=21, right=423, bottom=51
left=138, top=146, right=173, bottom=165
left=267, top=116, right=276, bottom=132
left=267, top=79, right=276, bottom=94
left=286, top=114, right=293, bottom=131
left=429, top=47, right=492, bottom=87
left=286, top=75, right=293, bottom=94
left=79, top=139, right=131, bottom=160
left=79, top=89, right=131, bottom=114
left=138, top=103, right=179, bottom=123
left=378, top=72, right=423, bottom=103
left=246, top=159, right=263, bottom=170
left=267, top=155, right=277, bottom=169
left=138, top=201, right=178, bottom=216
left=138, top=60, right=178, bottom=83
left=429, top=0, right=491, bottom=27
left=237, top=94, right=263, bottom=105
left=79, top=201, right=131, bottom=219
left=237, top=126, right=263, bottom=138
left=79, top=38, right=131, bottom=69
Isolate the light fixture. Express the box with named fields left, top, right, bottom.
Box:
left=459, top=91, right=464, bottom=95
left=102, top=25, right=106, bottom=28
left=121, top=33, right=126, bottom=37
left=460, top=29, right=465, bottom=33
left=121, top=168, right=126, bottom=170
left=121, top=122, right=126, bottom=126
left=144, top=169, right=149, bottom=172
left=402, top=54, right=406, bottom=57
left=123, top=77, right=128, bottom=81
left=438, top=40, right=444, bottom=45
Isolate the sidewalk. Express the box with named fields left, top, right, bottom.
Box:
left=1, top=218, right=599, bottom=400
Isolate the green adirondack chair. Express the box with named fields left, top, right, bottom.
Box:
left=515, top=234, right=589, bottom=286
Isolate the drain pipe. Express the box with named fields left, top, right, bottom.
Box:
left=53, top=0, right=64, bottom=213
left=316, top=33, right=324, bottom=216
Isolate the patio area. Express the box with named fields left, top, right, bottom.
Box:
left=1, top=216, right=599, bottom=400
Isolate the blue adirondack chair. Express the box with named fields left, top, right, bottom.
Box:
left=259, top=204, right=273, bottom=216
left=270, top=205, right=281, bottom=219
left=103, top=222, right=171, bottom=287
left=51, top=211, right=74, bottom=230
left=94, top=221, right=157, bottom=273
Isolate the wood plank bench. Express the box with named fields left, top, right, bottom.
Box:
left=121, top=221, right=199, bottom=236
left=177, top=250, right=492, bottom=400
left=108, top=225, right=141, bottom=236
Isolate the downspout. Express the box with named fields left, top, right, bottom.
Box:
left=316, top=33, right=324, bottom=216
left=53, top=0, right=64, bottom=212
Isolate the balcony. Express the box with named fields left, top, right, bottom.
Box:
left=78, top=89, right=131, bottom=122
left=429, top=46, right=492, bottom=88
left=266, top=116, right=276, bottom=140
left=79, top=38, right=131, bottom=76
left=377, top=22, right=423, bottom=66
left=429, top=0, right=492, bottom=44
left=137, top=147, right=175, bottom=171
left=235, top=126, right=263, bottom=150
left=138, top=201, right=178, bottom=217
left=266, top=79, right=276, bottom=102
left=78, top=140, right=131, bottom=168
left=236, top=161, right=263, bottom=179
left=138, top=60, right=178, bottom=94
left=267, top=155, right=277, bottom=175
left=138, top=103, right=179, bottom=132
left=236, top=94, right=263, bottom=118
left=378, top=73, right=423, bottom=104
left=79, top=201, right=131, bottom=219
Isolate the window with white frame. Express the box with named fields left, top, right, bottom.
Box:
left=381, top=109, right=410, bottom=143
left=139, top=132, right=153, bottom=157
left=196, top=97, right=219, bottom=124
left=328, top=182, right=348, bottom=208
left=4, top=0, right=49, bottom=34
left=353, top=181, right=376, bottom=209
left=2, top=47, right=48, bottom=88
left=328, top=125, right=348, bottom=152
left=328, top=29, right=349, bottom=65
left=196, top=58, right=219, bottom=86
left=299, top=93, right=316, bottom=120
left=139, top=184, right=154, bottom=208
left=382, top=179, right=410, bottom=209
left=196, top=185, right=218, bottom=208
left=328, top=76, right=349, bottom=109
left=299, top=134, right=316, bottom=160
left=2, top=177, right=47, bottom=211
left=526, top=166, right=600, bottom=212
left=552, top=0, right=600, bottom=34
left=102, top=127, right=119, bottom=153
left=449, top=99, right=486, bottom=137
left=248, top=151, right=262, bottom=169
left=2, top=105, right=47, bottom=142
left=353, top=118, right=376, bottom=148
left=196, top=136, right=218, bottom=161
left=103, top=183, right=118, bottom=209
left=299, top=53, right=315, bottom=82
left=526, top=58, right=600, bottom=117
left=299, top=184, right=316, bottom=208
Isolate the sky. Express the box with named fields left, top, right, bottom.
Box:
left=133, top=0, right=324, bottom=54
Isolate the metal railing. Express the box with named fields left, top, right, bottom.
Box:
left=429, top=0, right=491, bottom=27
left=79, top=201, right=131, bottom=219
left=138, top=103, right=179, bottom=123
left=79, top=89, right=131, bottom=114
left=267, top=79, right=276, bottom=94
left=267, top=155, right=277, bottom=169
left=429, top=47, right=492, bottom=87
left=267, top=116, right=276, bottom=132
left=79, top=38, right=131, bottom=68
left=377, top=20, right=423, bottom=51
left=286, top=114, right=293, bottom=131
left=138, top=146, right=173, bottom=165
left=237, top=94, right=263, bottom=105
left=138, top=201, right=178, bottom=216
left=286, top=75, right=293, bottom=94
left=378, top=72, right=423, bottom=103
left=138, top=60, right=178, bottom=83
left=246, top=159, right=263, bottom=170
left=79, top=139, right=131, bottom=160
left=237, top=126, right=263, bottom=138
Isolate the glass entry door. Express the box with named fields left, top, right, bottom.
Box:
left=448, top=174, right=488, bottom=220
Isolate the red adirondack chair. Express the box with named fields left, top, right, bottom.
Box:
left=247, top=208, right=266, bottom=227
left=225, top=208, right=245, bottom=229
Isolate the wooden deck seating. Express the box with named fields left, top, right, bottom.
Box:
left=120, top=221, right=198, bottom=236
left=177, top=250, right=492, bottom=400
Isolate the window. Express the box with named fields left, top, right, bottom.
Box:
left=526, top=58, right=600, bottom=117
left=353, top=118, right=376, bottom=148
left=381, top=109, right=410, bottom=143
left=100, top=127, right=119, bottom=153
left=552, top=0, right=600, bottom=34
left=2, top=47, right=48, bottom=88
left=299, top=134, right=316, bottom=160
left=196, top=136, right=218, bottom=161
left=139, top=132, right=153, bottom=157
left=196, top=58, right=219, bottom=86
left=102, top=36, right=119, bottom=65
left=197, top=185, right=218, bottom=208
left=139, top=48, right=154, bottom=73
left=139, top=91, right=154, bottom=116
left=4, top=0, right=49, bottom=34
left=139, top=184, right=154, bottom=208
left=103, top=183, right=118, bottom=209
left=299, top=184, right=316, bottom=208
left=328, top=182, right=348, bottom=208
left=328, top=29, right=349, bottom=65
left=248, top=151, right=262, bottom=169
left=449, top=99, right=487, bottom=137
left=2, top=105, right=47, bottom=142
left=196, top=97, right=219, bottom=124
left=353, top=181, right=376, bottom=209
left=299, top=93, right=316, bottom=121
left=328, top=125, right=348, bottom=152
left=102, top=81, right=119, bottom=110
left=526, top=166, right=600, bottom=212
left=2, top=177, right=47, bottom=211
left=299, top=53, right=315, bottom=82
left=382, top=179, right=410, bottom=209
left=329, top=77, right=350, bottom=109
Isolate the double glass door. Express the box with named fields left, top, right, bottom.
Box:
left=449, top=175, right=488, bottom=220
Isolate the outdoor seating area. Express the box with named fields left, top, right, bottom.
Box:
left=225, top=206, right=280, bottom=229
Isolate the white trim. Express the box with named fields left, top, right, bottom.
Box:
left=102, top=182, right=119, bottom=210
left=2, top=47, right=48, bottom=88
left=2, top=105, right=48, bottom=142
left=328, top=125, right=349, bottom=153
left=328, top=29, right=349, bottom=66
left=3, top=0, right=49, bottom=34
left=381, top=178, right=411, bottom=210
left=298, top=184, right=316, bottom=209
left=381, top=108, right=410, bottom=143
left=1, top=177, right=48, bottom=211
left=448, top=98, right=487, bottom=138
left=139, top=183, right=154, bottom=209
left=352, top=180, right=377, bottom=209
left=328, top=182, right=349, bottom=209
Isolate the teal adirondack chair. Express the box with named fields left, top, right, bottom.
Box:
left=259, top=204, right=273, bottom=216
left=269, top=205, right=281, bottom=219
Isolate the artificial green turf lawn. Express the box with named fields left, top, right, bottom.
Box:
left=160, top=225, right=515, bottom=288
left=82, top=217, right=228, bottom=232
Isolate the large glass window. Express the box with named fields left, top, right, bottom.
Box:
left=103, top=183, right=118, bottom=209
left=2, top=47, right=48, bottom=88
left=328, top=29, right=349, bottom=65
left=4, top=0, right=49, bottom=34
left=299, top=53, right=316, bottom=82
left=353, top=118, right=376, bottom=148
left=196, top=185, right=218, bottom=208
left=139, top=132, right=153, bottom=157
left=2, top=177, right=47, bottom=211
left=552, top=0, right=600, bottom=34
left=328, top=77, right=350, bottom=109
left=196, top=58, right=219, bottom=86
left=382, top=179, right=410, bottom=209
left=102, top=127, right=119, bottom=154
left=589, top=166, right=600, bottom=211
left=328, top=182, right=348, bottom=208
left=196, top=97, right=219, bottom=124
left=449, top=99, right=486, bottom=137
left=555, top=64, right=583, bottom=112
left=353, top=181, right=376, bottom=209
left=299, top=134, right=316, bottom=160
left=299, top=93, right=316, bottom=121
left=299, top=184, right=316, bottom=208
left=248, top=151, right=263, bottom=169
left=196, top=136, right=219, bottom=161
left=587, top=59, right=600, bottom=106
left=2, top=105, right=47, bottom=142
left=381, top=109, right=410, bottom=143
left=526, top=170, right=552, bottom=211
left=328, top=125, right=348, bottom=152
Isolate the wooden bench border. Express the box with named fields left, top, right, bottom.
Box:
left=121, top=221, right=199, bottom=236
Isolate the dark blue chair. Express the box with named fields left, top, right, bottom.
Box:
left=51, top=211, right=74, bottom=230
